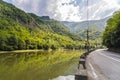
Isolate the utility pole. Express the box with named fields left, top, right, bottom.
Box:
left=87, top=29, right=89, bottom=43
left=86, top=28, right=90, bottom=52
left=86, top=0, right=90, bottom=52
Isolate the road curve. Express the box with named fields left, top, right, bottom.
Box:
left=86, top=49, right=120, bottom=80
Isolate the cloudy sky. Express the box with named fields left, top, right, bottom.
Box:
left=3, top=0, right=120, bottom=22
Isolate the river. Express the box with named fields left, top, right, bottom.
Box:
left=0, top=50, right=84, bottom=80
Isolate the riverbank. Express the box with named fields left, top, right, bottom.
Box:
left=0, top=49, right=45, bottom=54
left=0, top=49, right=86, bottom=54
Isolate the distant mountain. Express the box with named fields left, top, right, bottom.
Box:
left=62, top=17, right=110, bottom=40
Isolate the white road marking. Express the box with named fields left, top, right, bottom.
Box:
left=88, top=62, right=98, bottom=79
left=98, top=52, right=120, bottom=63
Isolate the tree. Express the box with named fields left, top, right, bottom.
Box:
left=102, top=11, right=120, bottom=48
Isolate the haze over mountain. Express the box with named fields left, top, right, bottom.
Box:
left=62, top=17, right=110, bottom=31
left=62, top=17, right=110, bottom=39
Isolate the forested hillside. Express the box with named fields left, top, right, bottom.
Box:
left=29, top=13, right=81, bottom=41
left=0, top=0, right=82, bottom=51
left=102, top=11, right=120, bottom=48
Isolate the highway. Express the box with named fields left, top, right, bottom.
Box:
left=86, top=49, right=120, bottom=80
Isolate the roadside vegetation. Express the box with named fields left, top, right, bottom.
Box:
left=102, top=11, right=120, bottom=48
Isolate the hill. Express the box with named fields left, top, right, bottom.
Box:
left=62, top=17, right=110, bottom=40
left=0, top=0, right=82, bottom=51
left=29, top=13, right=81, bottom=41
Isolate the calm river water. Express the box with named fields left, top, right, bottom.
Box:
left=0, top=50, right=83, bottom=80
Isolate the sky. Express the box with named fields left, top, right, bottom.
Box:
left=3, top=0, right=120, bottom=22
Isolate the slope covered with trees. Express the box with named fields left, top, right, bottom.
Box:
left=102, top=11, right=120, bottom=48
left=0, top=0, right=82, bottom=51
left=29, top=13, right=81, bottom=41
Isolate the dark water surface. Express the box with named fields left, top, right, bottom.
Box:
left=0, top=50, right=83, bottom=80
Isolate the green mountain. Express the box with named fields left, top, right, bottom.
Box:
left=0, top=0, right=82, bottom=51
left=29, top=13, right=81, bottom=41
left=62, top=17, right=110, bottom=40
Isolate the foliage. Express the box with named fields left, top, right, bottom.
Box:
left=0, top=21, right=82, bottom=51
left=102, top=11, right=120, bottom=48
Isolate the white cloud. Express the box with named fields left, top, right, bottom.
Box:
left=80, top=0, right=120, bottom=20
left=54, top=0, right=81, bottom=21
left=4, top=0, right=120, bottom=22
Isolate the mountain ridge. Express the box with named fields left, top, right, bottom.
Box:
left=62, top=16, right=110, bottom=31
left=61, top=17, right=110, bottom=40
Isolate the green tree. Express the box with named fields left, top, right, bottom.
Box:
left=102, top=11, right=120, bottom=48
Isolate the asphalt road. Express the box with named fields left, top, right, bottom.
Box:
left=86, top=49, right=120, bottom=80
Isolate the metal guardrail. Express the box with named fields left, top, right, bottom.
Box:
left=75, top=50, right=95, bottom=80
